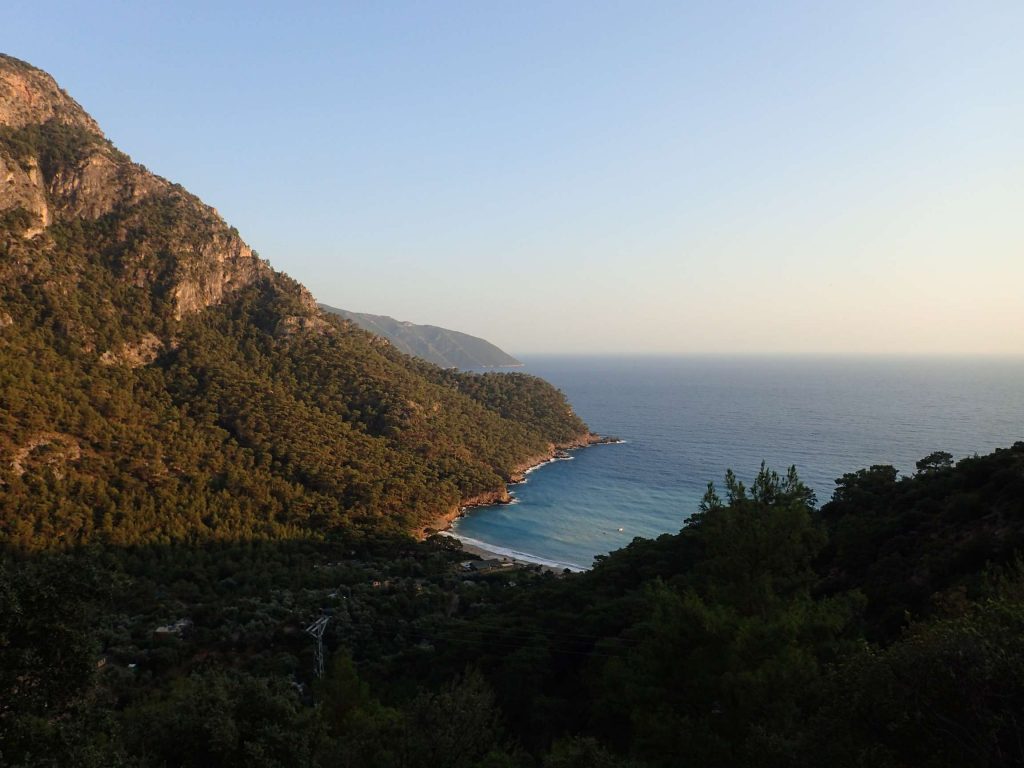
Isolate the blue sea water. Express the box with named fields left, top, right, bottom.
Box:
left=452, top=356, right=1024, bottom=571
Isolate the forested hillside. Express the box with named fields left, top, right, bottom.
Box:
left=0, top=53, right=589, bottom=550
left=4, top=446, right=1023, bottom=766
left=440, top=445, right=1024, bottom=767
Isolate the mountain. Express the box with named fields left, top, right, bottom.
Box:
left=0, top=53, right=592, bottom=550
left=318, top=304, right=522, bottom=369
left=3, top=53, right=1022, bottom=768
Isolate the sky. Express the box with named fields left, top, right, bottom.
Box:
left=4, top=1, right=1023, bottom=355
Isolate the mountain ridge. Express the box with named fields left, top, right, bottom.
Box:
left=319, top=303, right=522, bottom=369
left=0, top=52, right=592, bottom=549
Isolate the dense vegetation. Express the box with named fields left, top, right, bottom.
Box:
left=3, top=447, right=1023, bottom=767
left=0, top=272, right=586, bottom=547
left=0, top=141, right=587, bottom=548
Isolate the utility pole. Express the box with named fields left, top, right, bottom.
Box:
left=305, top=615, right=329, bottom=679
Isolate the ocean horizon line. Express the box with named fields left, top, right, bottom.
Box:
left=510, top=352, right=1024, bottom=360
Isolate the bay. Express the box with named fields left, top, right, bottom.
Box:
left=452, top=356, right=1024, bottom=570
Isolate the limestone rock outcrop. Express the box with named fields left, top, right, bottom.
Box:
left=0, top=56, right=100, bottom=132
left=0, top=53, right=287, bottom=334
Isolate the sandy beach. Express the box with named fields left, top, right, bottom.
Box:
left=440, top=531, right=582, bottom=574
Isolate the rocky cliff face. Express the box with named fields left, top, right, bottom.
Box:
left=0, top=55, right=100, bottom=132
left=0, top=154, right=50, bottom=236
left=0, top=53, right=277, bottom=336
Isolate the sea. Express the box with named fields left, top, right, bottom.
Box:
left=451, top=356, right=1024, bottom=571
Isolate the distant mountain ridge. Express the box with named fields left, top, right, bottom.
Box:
left=319, top=304, right=521, bottom=370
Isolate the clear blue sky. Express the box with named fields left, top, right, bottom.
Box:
left=5, top=2, right=1023, bottom=354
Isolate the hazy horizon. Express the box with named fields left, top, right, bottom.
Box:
left=7, top=2, right=1022, bottom=355
left=514, top=352, right=1024, bottom=359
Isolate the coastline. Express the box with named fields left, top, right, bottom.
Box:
left=419, top=432, right=623, bottom=569
left=443, top=531, right=586, bottom=573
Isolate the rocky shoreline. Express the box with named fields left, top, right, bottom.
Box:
left=419, top=432, right=622, bottom=540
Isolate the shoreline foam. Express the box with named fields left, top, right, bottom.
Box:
left=431, top=434, right=625, bottom=571
left=442, top=531, right=587, bottom=573
left=419, top=433, right=622, bottom=540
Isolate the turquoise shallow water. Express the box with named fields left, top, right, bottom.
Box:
left=452, top=356, right=1024, bottom=570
